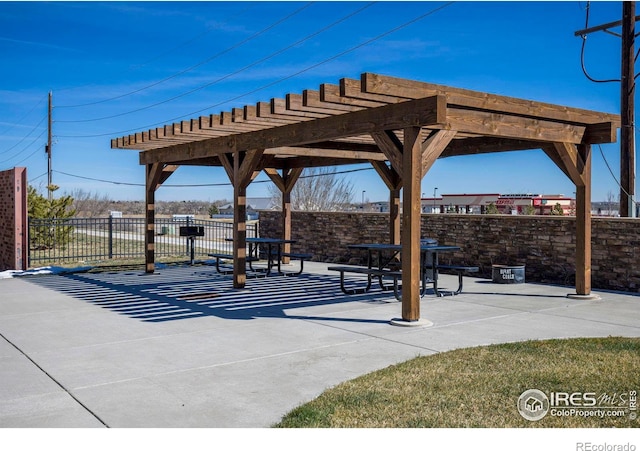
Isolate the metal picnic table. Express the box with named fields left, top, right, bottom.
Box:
left=346, top=242, right=461, bottom=297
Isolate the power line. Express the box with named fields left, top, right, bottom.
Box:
left=51, top=2, right=259, bottom=96
left=170, top=0, right=426, bottom=121
left=57, top=1, right=454, bottom=139
left=28, top=172, right=48, bottom=184
left=0, top=114, right=47, bottom=156
left=0, top=92, right=49, bottom=174
left=54, top=170, right=147, bottom=186
left=53, top=166, right=374, bottom=188
left=129, top=2, right=258, bottom=71
left=56, top=2, right=373, bottom=124
left=13, top=144, right=44, bottom=167
left=577, top=1, right=621, bottom=83
left=598, top=144, right=639, bottom=206
left=0, top=93, right=48, bottom=138
left=0, top=133, right=46, bottom=170
left=0, top=128, right=47, bottom=165
left=55, top=2, right=310, bottom=109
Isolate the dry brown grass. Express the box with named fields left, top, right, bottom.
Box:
left=275, top=337, right=640, bottom=428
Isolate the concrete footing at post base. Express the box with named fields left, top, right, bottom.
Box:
left=567, top=293, right=602, bottom=301
left=390, top=318, right=434, bottom=327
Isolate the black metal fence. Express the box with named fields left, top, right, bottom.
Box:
left=28, top=216, right=259, bottom=266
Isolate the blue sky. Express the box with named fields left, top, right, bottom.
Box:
left=0, top=1, right=626, bottom=203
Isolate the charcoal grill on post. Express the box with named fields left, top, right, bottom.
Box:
left=179, top=226, right=205, bottom=265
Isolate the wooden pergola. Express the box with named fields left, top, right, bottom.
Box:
left=111, top=73, right=620, bottom=324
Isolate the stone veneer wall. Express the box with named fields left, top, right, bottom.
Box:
left=259, top=211, right=640, bottom=293
left=0, top=167, right=28, bottom=271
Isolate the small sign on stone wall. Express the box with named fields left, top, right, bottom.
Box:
left=492, top=264, right=526, bottom=284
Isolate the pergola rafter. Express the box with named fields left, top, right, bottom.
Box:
left=112, top=72, right=620, bottom=323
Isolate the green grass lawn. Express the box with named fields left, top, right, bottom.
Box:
left=275, top=337, right=639, bottom=428
left=29, top=233, right=197, bottom=269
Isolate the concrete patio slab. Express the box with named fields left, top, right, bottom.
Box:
left=0, top=261, right=638, bottom=428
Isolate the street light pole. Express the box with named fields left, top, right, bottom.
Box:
left=362, top=190, right=366, bottom=209
left=433, top=187, right=438, bottom=213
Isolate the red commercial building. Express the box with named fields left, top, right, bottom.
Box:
left=421, top=193, right=575, bottom=215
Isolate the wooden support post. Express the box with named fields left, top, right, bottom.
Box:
left=233, top=183, right=247, bottom=289
left=145, top=164, right=157, bottom=274
left=390, top=188, right=401, bottom=245
left=400, top=127, right=423, bottom=322
left=575, top=144, right=592, bottom=296
left=144, top=163, right=178, bottom=274
left=282, top=168, right=302, bottom=262
left=264, top=167, right=303, bottom=264
left=391, top=129, right=452, bottom=324
left=550, top=141, right=595, bottom=298
left=225, top=148, right=265, bottom=289
left=369, top=160, right=402, bottom=246
left=232, top=149, right=247, bottom=289
left=282, top=190, right=292, bottom=263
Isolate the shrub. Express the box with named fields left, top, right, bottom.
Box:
left=28, top=186, right=76, bottom=250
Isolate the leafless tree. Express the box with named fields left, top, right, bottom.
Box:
left=69, top=189, right=112, bottom=217
left=64, top=191, right=232, bottom=217
left=605, top=190, right=616, bottom=216
left=268, top=167, right=354, bottom=211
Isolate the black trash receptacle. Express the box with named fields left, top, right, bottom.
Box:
left=492, top=264, right=525, bottom=284
left=421, top=238, right=438, bottom=280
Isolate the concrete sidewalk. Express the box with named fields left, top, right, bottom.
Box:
left=0, top=261, right=638, bottom=427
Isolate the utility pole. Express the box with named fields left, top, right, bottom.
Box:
left=621, top=1, right=636, bottom=217
left=46, top=91, right=52, bottom=201
left=574, top=2, right=638, bottom=217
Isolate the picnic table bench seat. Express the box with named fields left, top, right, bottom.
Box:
left=425, top=264, right=479, bottom=296
left=268, top=250, right=314, bottom=276
left=328, top=265, right=402, bottom=298
left=208, top=252, right=260, bottom=262
left=208, top=253, right=259, bottom=275
left=329, top=262, right=478, bottom=299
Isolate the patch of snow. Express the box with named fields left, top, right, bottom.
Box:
left=0, top=266, right=92, bottom=279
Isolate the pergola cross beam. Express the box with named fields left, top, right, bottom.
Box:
left=138, top=94, right=447, bottom=165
